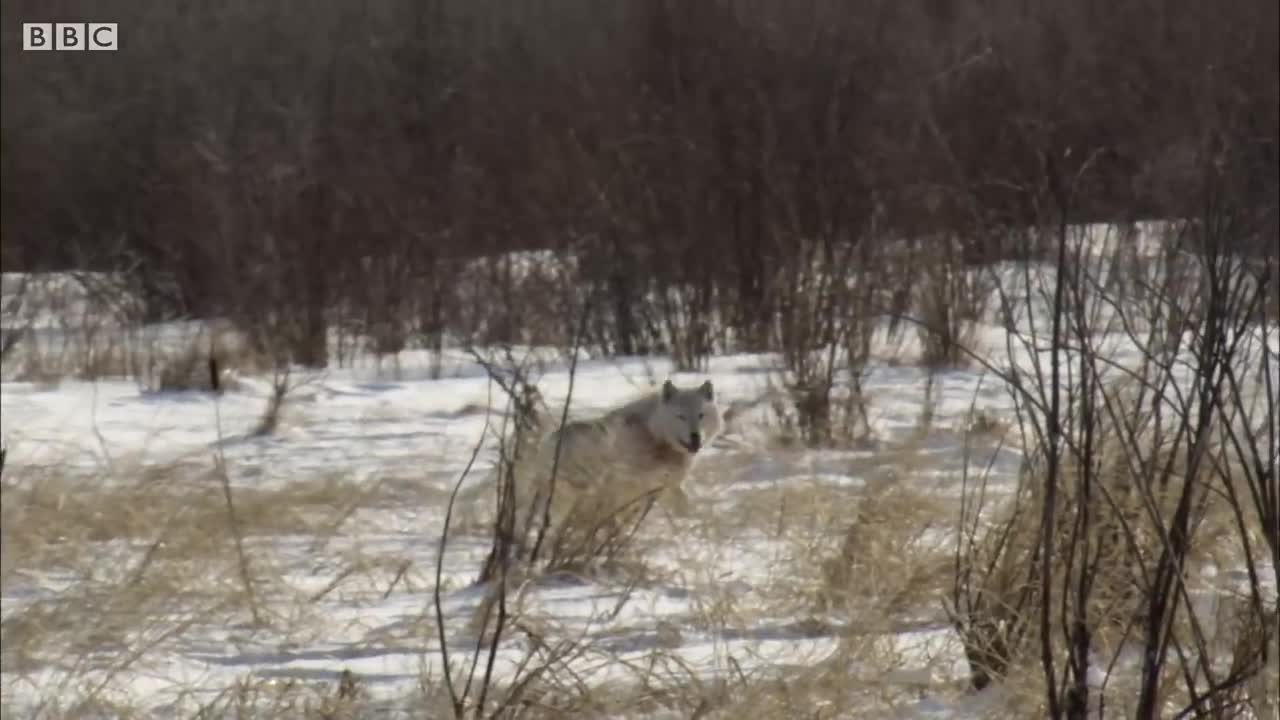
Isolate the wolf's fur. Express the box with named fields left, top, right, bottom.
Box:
left=513, top=380, right=723, bottom=548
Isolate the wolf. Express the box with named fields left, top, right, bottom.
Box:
left=512, top=379, right=723, bottom=551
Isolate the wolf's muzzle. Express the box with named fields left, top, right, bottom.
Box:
left=687, top=433, right=702, bottom=453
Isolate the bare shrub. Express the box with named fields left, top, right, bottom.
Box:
left=253, top=364, right=303, bottom=436
left=430, top=308, right=634, bottom=719
left=470, top=347, right=551, bottom=585
left=0, top=273, right=33, bottom=362
left=914, top=237, right=990, bottom=369
left=454, top=252, right=577, bottom=350
left=0, top=274, right=142, bottom=382
left=144, top=322, right=265, bottom=393
left=771, top=239, right=878, bottom=448
left=954, top=205, right=1277, bottom=717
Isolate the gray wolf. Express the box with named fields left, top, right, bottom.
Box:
left=514, top=379, right=723, bottom=550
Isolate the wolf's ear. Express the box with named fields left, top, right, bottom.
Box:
left=662, top=380, right=677, bottom=402
left=699, top=381, right=714, bottom=401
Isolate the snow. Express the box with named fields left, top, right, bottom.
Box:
left=2, top=245, right=1276, bottom=717
left=2, top=344, right=1004, bottom=716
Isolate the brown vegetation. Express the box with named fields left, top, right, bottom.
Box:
left=4, top=0, right=1274, bottom=372
left=2, top=0, right=1277, bottom=717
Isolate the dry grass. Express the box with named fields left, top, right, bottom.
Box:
left=522, top=442, right=983, bottom=718
left=13, top=386, right=1260, bottom=718
left=949, top=402, right=1277, bottom=716
left=0, top=459, right=433, bottom=717
left=427, top=392, right=1039, bottom=718
left=1, top=465, right=373, bottom=574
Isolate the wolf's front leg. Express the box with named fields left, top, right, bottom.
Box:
left=658, top=484, right=692, bottom=517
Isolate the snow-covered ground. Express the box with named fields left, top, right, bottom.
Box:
left=2, top=239, right=1276, bottom=718
left=2, top=340, right=1027, bottom=717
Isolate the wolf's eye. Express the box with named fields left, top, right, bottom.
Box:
left=676, top=414, right=687, bottom=421
left=698, top=413, right=705, bottom=420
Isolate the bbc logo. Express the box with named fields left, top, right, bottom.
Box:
left=23, top=23, right=118, bottom=51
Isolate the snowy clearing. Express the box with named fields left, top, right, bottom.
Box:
left=2, top=252, right=1276, bottom=718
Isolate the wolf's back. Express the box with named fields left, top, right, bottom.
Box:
left=536, top=417, right=618, bottom=491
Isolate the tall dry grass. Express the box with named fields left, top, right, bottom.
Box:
left=0, top=456, right=448, bottom=718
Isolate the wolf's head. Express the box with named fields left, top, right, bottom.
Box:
left=648, top=380, right=722, bottom=454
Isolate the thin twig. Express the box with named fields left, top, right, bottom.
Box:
left=435, top=378, right=495, bottom=717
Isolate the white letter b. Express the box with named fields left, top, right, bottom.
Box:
left=23, top=23, right=53, bottom=51
left=55, top=23, right=86, bottom=51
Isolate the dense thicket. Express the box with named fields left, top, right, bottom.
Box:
left=3, top=0, right=1276, bottom=364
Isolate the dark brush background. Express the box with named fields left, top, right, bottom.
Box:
left=3, top=0, right=1276, bottom=365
